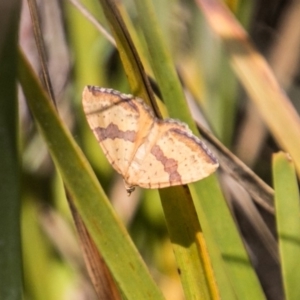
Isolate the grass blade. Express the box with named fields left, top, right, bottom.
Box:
left=18, top=49, right=165, bottom=300
left=193, top=178, right=266, bottom=300
left=95, top=1, right=218, bottom=296
left=112, top=1, right=222, bottom=297
left=160, top=187, right=220, bottom=299
left=196, top=0, right=300, bottom=176
left=0, top=1, right=22, bottom=299
left=68, top=197, right=121, bottom=299
left=273, top=152, right=300, bottom=300
left=131, top=1, right=265, bottom=299
left=97, top=0, right=157, bottom=111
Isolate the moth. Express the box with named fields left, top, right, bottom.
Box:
left=82, top=86, right=218, bottom=194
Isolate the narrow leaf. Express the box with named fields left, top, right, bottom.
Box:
left=0, top=1, right=22, bottom=299
left=132, top=1, right=264, bottom=299
left=273, top=152, right=300, bottom=300
left=18, top=49, right=165, bottom=300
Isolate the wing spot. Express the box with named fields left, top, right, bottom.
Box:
left=151, top=145, right=181, bottom=183
left=94, top=123, right=136, bottom=142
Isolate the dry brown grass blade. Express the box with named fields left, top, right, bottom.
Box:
left=97, top=0, right=161, bottom=117
left=68, top=0, right=116, bottom=46
left=68, top=196, right=121, bottom=300
left=27, top=0, right=56, bottom=107
left=268, top=1, right=300, bottom=87
left=198, top=123, right=274, bottom=213
left=196, top=0, right=300, bottom=176
left=26, top=1, right=119, bottom=294
left=235, top=1, right=300, bottom=166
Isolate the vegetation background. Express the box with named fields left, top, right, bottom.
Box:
left=1, top=0, right=300, bottom=299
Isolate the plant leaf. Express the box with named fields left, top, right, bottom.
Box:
left=18, top=49, right=165, bottom=300
left=273, top=152, right=300, bottom=300
left=0, top=1, right=22, bottom=298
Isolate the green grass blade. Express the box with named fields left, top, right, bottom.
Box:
left=160, top=187, right=220, bottom=299
left=193, top=179, right=266, bottom=300
left=97, top=0, right=157, bottom=109
left=88, top=1, right=219, bottom=297
left=133, top=0, right=196, bottom=130
left=130, top=1, right=265, bottom=299
left=79, top=1, right=266, bottom=298
left=273, top=152, right=300, bottom=300
left=18, top=49, right=165, bottom=300
left=0, top=1, right=22, bottom=299
left=113, top=1, right=223, bottom=298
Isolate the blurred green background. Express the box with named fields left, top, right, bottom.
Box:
left=1, top=0, right=300, bottom=299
